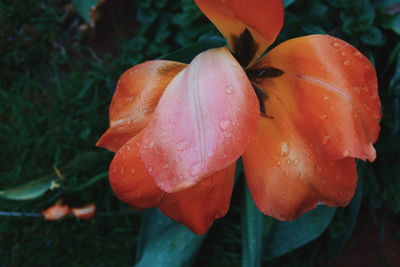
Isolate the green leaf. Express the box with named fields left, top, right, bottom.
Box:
left=0, top=176, right=60, bottom=200
left=283, top=0, right=296, bottom=8
left=72, top=0, right=101, bottom=24
left=136, top=209, right=205, bottom=267
left=242, top=179, right=263, bottom=267
left=360, top=27, right=386, bottom=46
left=159, top=35, right=226, bottom=63
left=264, top=206, right=336, bottom=259
left=328, top=165, right=363, bottom=258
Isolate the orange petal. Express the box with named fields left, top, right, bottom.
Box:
left=140, top=47, right=259, bottom=192
left=252, top=34, right=381, bottom=162
left=194, top=0, right=283, bottom=65
left=71, top=204, right=96, bottom=220
left=109, top=131, right=164, bottom=209
left=42, top=204, right=70, bottom=221
left=97, top=60, right=186, bottom=152
left=242, top=93, right=358, bottom=221
left=160, top=163, right=236, bottom=235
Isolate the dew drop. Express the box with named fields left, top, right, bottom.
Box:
left=208, top=151, right=214, bottom=158
left=342, top=150, right=350, bottom=157
left=343, top=60, right=350, bottom=66
left=276, top=160, right=281, bottom=167
left=331, top=42, right=340, bottom=48
left=219, top=118, right=232, bottom=131
left=321, top=178, right=327, bottom=185
left=222, top=154, right=227, bottom=159
left=340, top=51, right=346, bottom=56
left=148, top=167, right=153, bottom=173
left=353, top=51, right=363, bottom=58
left=282, top=194, right=287, bottom=199
left=286, top=159, right=292, bottom=165
left=280, top=142, right=290, bottom=157
left=293, top=158, right=299, bottom=166
left=335, top=174, right=342, bottom=182
left=225, top=85, right=234, bottom=94
left=284, top=171, right=289, bottom=177
left=125, top=145, right=132, bottom=151
left=189, top=162, right=201, bottom=177
left=120, top=167, right=125, bottom=174
left=130, top=168, right=136, bottom=175
left=319, top=114, right=328, bottom=120
left=323, top=96, right=330, bottom=101
left=175, top=139, right=190, bottom=151
left=322, top=135, right=331, bottom=144
left=163, top=163, right=169, bottom=169
left=112, top=166, right=117, bottom=173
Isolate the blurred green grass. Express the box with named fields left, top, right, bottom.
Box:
left=1, top=0, right=399, bottom=266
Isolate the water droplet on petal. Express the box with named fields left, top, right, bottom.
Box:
left=342, top=150, right=350, bottom=157
left=120, top=167, right=125, bottom=174
left=148, top=167, right=153, bottom=173
left=225, top=85, right=234, bottom=94
left=276, top=160, right=281, bottom=167
left=286, top=159, right=292, bottom=165
left=343, top=60, right=350, bottom=66
left=189, top=162, right=201, bottom=177
left=340, top=51, right=346, bottom=56
left=315, top=165, right=322, bottom=174
left=130, top=168, right=136, bottom=175
left=353, top=51, right=362, bottom=58
left=323, top=96, right=329, bottom=101
left=322, top=135, right=331, bottom=144
left=280, top=142, right=290, bottom=157
left=320, top=114, right=328, bottom=120
left=331, top=42, right=340, bottom=48
left=163, top=163, right=169, bottom=169
left=175, top=139, right=190, bottom=151
left=321, top=178, right=327, bottom=185
left=219, top=118, right=231, bottom=131
left=293, top=158, right=299, bottom=166
left=125, top=145, right=132, bottom=151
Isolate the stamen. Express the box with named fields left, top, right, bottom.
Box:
left=231, top=28, right=259, bottom=68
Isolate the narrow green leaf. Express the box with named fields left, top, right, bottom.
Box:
left=159, top=35, right=226, bottom=63
left=136, top=209, right=205, bottom=267
left=242, top=179, right=263, bottom=267
left=0, top=176, right=60, bottom=200
left=264, top=206, right=336, bottom=259
left=283, top=0, right=296, bottom=8
left=72, top=0, right=101, bottom=24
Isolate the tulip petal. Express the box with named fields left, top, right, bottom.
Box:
left=251, top=34, right=380, bottom=162
left=109, top=131, right=164, bottom=209
left=160, top=163, right=236, bottom=235
left=97, top=60, right=186, bottom=152
left=141, top=47, right=259, bottom=192
left=242, top=93, right=358, bottom=221
left=194, top=0, right=283, bottom=66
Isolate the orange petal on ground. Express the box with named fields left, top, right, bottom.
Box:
left=252, top=34, right=381, bottom=162
left=42, top=204, right=70, bottom=221
left=71, top=204, right=96, bottom=220
left=242, top=93, right=358, bottom=221
left=159, top=163, right=236, bottom=235
left=194, top=0, right=283, bottom=64
left=140, top=47, right=259, bottom=193
left=97, top=60, right=186, bottom=152
left=109, top=131, right=164, bottom=209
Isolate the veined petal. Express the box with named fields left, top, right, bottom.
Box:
left=141, top=47, right=259, bottom=193
left=160, top=163, right=236, bottom=235
left=97, top=61, right=186, bottom=152
left=194, top=0, right=283, bottom=66
left=252, top=34, right=381, bottom=162
left=242, top=94, right=358, bottom=221
left=109, top=131, right=164, bottom=209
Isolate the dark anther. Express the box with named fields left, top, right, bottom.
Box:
left=246, top=67, right=284, bottom=83
left=231, top=28, right=259, bottom=68
left=252, top=84, right=273, bottom=118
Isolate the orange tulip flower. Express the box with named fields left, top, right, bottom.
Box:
left=97, top=0, right=381, bottom=235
